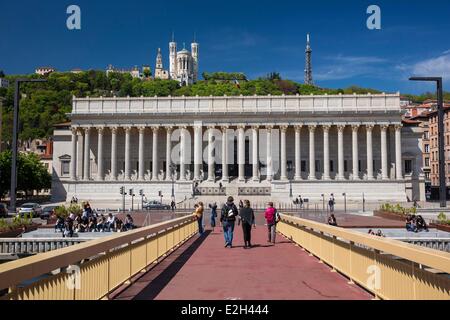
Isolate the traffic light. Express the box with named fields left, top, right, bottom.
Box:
left=139, top=189, right=144, bottom=196
left=158, top=191, right=162, bottom=197
left=129, top=188, right=134, bottom=196
left=120, top=186, right=124, bottom=195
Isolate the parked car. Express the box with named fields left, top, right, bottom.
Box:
left=18, top=203, right=43, bottom=218
left=0, top=203, right=8, bottom=218
left=41, top=205, right=59, bottom=220
left=143, top=200, right=171, bottom=210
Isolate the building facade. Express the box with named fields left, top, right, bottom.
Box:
left=51, top=93, right=425, bottom=204
left=169, top=40, right=198, bottom=85
left=35, top=67, right=55, bottom=76
left=0, top=78, right=9, bottom=88
left=154, top=48, right=169, bottom=80
left=428, top=106, right=450, bottom=187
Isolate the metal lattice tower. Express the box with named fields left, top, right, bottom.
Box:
left=304, top=34, right=313, bottom=85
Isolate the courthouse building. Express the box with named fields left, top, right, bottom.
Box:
left=51, top=93, right=425, bottom=204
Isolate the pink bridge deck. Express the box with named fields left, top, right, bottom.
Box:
left=113, top=227, right=372, bottom=300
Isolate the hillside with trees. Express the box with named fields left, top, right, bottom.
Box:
left=0, top=70, right=447, bottom=146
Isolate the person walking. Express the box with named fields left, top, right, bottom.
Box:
left=192, top=202, right=204, bottom=235
left=264, top=202, right=279, bottom=245
left=220, top=196, right=239, bottom=248
left=239, top=199, right=255, bottom=248
left=209, top=202, right=218, bottom=231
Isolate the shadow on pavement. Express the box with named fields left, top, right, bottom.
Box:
left=131, top=230, right=211, bottom=300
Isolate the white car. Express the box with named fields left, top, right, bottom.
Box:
left=18, top=203, right=43, bottom=218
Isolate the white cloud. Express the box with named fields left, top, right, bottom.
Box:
left=313, top=55, right=387, bottom=81
left=411, top=52, right=450, bottom=80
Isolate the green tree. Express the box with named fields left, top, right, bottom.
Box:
left=0, top=150, right=51, bottom=199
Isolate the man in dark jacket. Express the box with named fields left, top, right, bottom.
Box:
left=220, top=196, right=239, bottom=248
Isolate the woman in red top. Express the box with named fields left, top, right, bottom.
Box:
left=264, top=202, right=277, bottom=244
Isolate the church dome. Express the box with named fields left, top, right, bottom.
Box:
left=177, top=49, right=190, bottom=56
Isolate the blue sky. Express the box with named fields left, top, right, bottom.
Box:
left=1, top=0, right=449, bottom=94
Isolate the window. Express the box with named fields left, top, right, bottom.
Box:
left=330, top=160, right=334, bottom=172
left=425, top=158, right=430, bottom=167
left=315, top=160, right=320, bottom=172
left=358, top=160, right=361, bottom=172
left=424, top=144, right=429, bottom=153
left=287, top=161, right=293, bottom=172
left=424, top=131, right=429, bottom=139
left=404, top=160, right=412, bottom=174
left=61, top=161, right=70, bottom=176
left=344, top=160, right=348, bottom=172
left=301, top=161, right=306, bottom=172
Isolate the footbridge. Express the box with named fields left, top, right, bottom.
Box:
left=0, top=214, right=448, bottom=300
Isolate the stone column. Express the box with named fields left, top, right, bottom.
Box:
left=194, top=125, right=202, bottom=181
left=395, top=124, right=403, bottom=180
left=70, top=128, right=77, bottom=181
left=77, top=130, right=84, bottom=179
left=83, top=127, right=91, bottom=181
left=110, top=127, right=118, bottom=181
left=207, top=125, right=215, bottom=182
left=238, top=125, right=245, bottom=182
left=138, top=127, right=146, bottom=181
left=252, top=125, right=259, bottom=181
left=366, top=124, right=374, bottom=180
left=352, top=124, right=360, bottom=180
left=294, top=125, right=302, bottom=181
left=221, top=125, right=229, bottom=182
left=152, top=126, right=159, bottom=181
left=337, top=125, right=345, bottom=180
left=96, top=127, right=104, bottom=181
left=323, top=125, right=330, bottom=180
left=166, top=126, right=173, bottom=181
left=280, top=125, right=288, bottom=181
left=266, top=125, right=273, bottom=181
left=124, top=126, right=131, bottom=181
left=179, top=126, right=186, bottom=181
left=308, top=125, right=316, bottom=180
left=380, top=124, right=389, bottom=180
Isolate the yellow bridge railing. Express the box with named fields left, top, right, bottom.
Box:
left=0, top=215, right=197, bottom=300
left=277, top=214, right=450, bottom=300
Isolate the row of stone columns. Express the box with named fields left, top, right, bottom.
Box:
left=70, top=123, right=403, bottom=182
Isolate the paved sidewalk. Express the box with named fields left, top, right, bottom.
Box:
left=114, top=227, right=372, bottom=300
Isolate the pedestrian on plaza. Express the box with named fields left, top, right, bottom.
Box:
left=239, top=199, right=256, bottom=248
left=328, top=198, right=335, bottom=212
left=192, top=202, right=204, bottom=235
left=239, top=200, right=244, bottom=209
left=299, top=196, right=304, bottom=209
left=209, top=202, right=218, bottom=231
left=327, top=213, right=338, bottom=226
left=220, top=196, right=239, bottom=248
left=171, top=200, right=176, bottom=212
left=124, top=214, right=135, bottom=230
left=55, top=216, right=65, bottom=233
left=264, top=202, right=279, bottom=244
left=106, top=213, right=116, bottom=232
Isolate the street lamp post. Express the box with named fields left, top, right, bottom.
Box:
left=410, top=77, right=446, bottom=208
left=170, top=163, right=176, bottom=200
left=342, top=192, right=347, bottom=213
left=10, top=78, right=47, bottom=213
left=362, top=192, right=365, bottom=212
left=321, top=193, right=325, bottom=212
